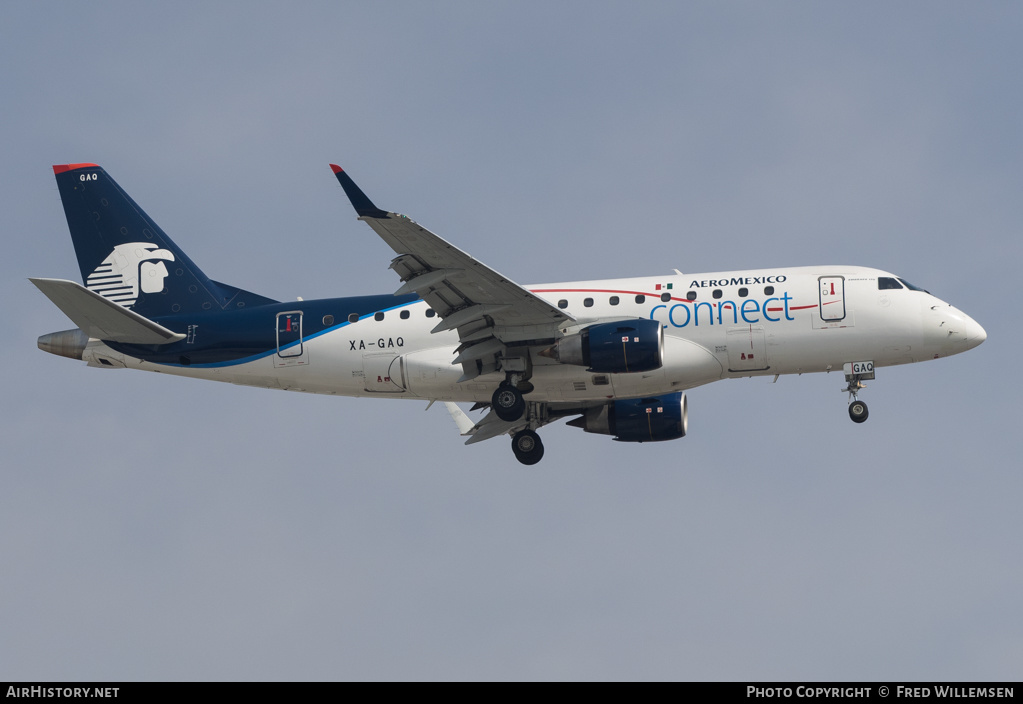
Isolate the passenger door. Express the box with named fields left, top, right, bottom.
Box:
left=819, top=276, right=846, bottom=322
left=274, top=311, right=308, bottom=367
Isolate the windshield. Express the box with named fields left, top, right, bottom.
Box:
left=898, top=278, right=930, bottom=293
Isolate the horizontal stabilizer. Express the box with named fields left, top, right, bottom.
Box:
left=30, top=278, right=185, bottom=344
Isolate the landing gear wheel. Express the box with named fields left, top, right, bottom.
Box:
left=492, top=383, right=526, bottom=422
left=511, top=429, right=544, bottom=465
left=848, top=400, right=869, bottom=423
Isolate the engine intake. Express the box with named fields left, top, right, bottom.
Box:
left=567, top=392, right=688, bottom=443
left=541, top=319, right=663, bottom=373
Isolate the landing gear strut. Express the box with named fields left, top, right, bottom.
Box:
left=844, top=374, right=870, bottom=424
left=511, top=429, right=544, bottom=465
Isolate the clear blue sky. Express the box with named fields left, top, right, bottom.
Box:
left=2, top=2, right=1019, bottom=680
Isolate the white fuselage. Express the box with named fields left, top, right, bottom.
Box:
left=80, top=266, right=986, bottom=404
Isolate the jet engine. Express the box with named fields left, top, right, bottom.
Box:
left=541, top=319, right=663, bottom=373
left=567, top=392, right=688, bottom=443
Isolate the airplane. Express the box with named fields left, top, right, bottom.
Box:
left=32, top=162, right=987, bottom=465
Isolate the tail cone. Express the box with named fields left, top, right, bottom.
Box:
left=38, top=329, right=89, bottom=360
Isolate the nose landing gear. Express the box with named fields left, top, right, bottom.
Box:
left=848, top=397, right=869, bottom=423
left=842, top=361, right=874, bottom=424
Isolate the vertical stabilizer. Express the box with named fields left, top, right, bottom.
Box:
left=51, top=163, right=273, bottom=317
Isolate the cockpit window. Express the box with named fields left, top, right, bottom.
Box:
left=878, top=277, right=903, bottom=290
left=898, top=278, right=930, bottom=293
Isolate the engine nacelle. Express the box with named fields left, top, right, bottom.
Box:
left=542, top=319, right=663, bottom=373
left=567, top=392, right=688, bottom=443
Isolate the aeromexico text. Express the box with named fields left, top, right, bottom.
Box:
left=689, top=275, right=787, bottom=288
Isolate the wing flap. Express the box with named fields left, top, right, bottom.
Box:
left=30, top=278, right=185, bottom=344
left=463, top=410, right=527, bottom=445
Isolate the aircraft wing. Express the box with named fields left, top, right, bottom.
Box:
left=331, top=165, right=574, bottom=379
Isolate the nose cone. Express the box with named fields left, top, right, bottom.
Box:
left=964, top=315, right=987, bottom=350
left=924, top=301, right=986, bottom=358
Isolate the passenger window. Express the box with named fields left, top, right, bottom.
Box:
left=374, top=312, right=384, bottom=321
left=765, top=286, right=775, bottom=295
left=400, top=310, right=410, bottom=319
left=558, top=299, right=568, bottom=309
left=609, top=296, right=620, bottom=306
left=712, top=289, right=722, bottom=299
left=425, top=309, right=436, bottom=318
left=584, top=298, right=594, bottom=307
left=660, top=292, right=671, bottom=302
left=347, top=313, right=359, bottom=323
left=686, top=291, right=697, bottom=301
left=738, top=288, right=748, bottom=298
left=323, top=315, right=335, bottom=326
left=635, top=294, right=645, bottom=304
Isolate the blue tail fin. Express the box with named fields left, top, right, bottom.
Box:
left=52, top=163, right=276, bottom=318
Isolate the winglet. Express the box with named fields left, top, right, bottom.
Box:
left=329, top=164, right=389, bottom=219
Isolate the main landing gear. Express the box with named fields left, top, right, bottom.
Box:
left=492, top=382, right=526, bottom=421
left=511, top=429, right=544, bottom=465
left=491, top=373, right=545, bottom=464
